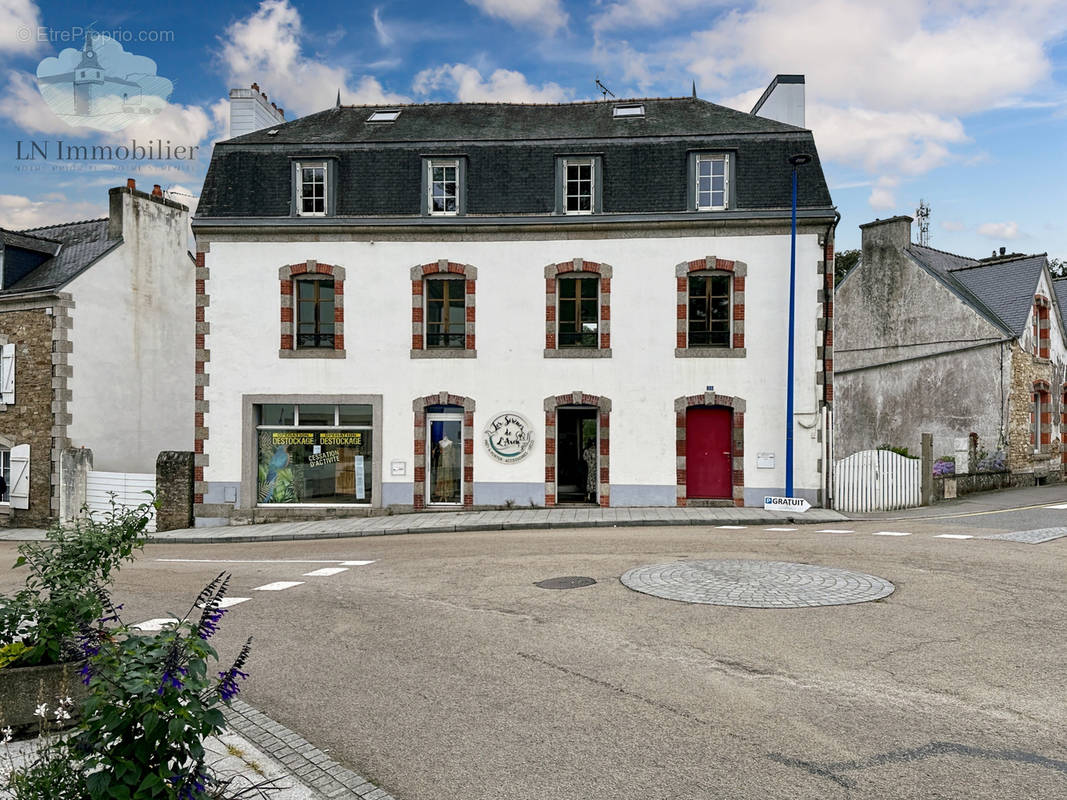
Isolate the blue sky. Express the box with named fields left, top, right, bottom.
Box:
left=1, top=0, right=1065, bottom=258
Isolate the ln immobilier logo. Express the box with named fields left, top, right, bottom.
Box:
left=35, top=29, right=173, bottom=132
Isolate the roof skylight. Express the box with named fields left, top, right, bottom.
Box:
left=367, top=110, right=401, bottom=122
left=613, top=104, right=645, bottom=118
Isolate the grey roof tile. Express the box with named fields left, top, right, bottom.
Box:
left=947, top=254, right=1047, bottom=337
left=2, top=219, right=119, bottom=294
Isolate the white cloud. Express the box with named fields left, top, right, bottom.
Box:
left=941, top=220, right=965, bottom=232
left=372, top=7, right=392, bottom=46
left=0, top=0, right=42, bottom=55
left=592, top=0, right=713, bottom=33
left=413, top=63, right=571, bottom=103
left=0, top=70, right=88, bottom=135
left=117, top=103, right=216, bottom=152
left=977, top=221, right=1021, bottom=240
left=0, top=193, right=103, bottom=230
left=466, top=0, right=568, bottom=34
left=219, top=0, right=409, bottom=117
left=868, top=176, right=899, bottom=211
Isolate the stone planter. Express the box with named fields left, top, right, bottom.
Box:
left=0, top=661, right=88, bottom=730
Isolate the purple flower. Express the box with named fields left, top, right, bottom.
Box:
left=217, top=668, right=248, bottom=701
left=197, top=607, right=227, bottom=640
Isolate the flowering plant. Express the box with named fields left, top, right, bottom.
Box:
left=932, top=457, right=956, bottom=477
left=73, top=573, right=253, bottom=800
left=976, top=449, right=1007, bottom=473
left=0, top=502, right=151, bottom=668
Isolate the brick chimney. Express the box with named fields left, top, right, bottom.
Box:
left=152, top=184, right=163, bottom=198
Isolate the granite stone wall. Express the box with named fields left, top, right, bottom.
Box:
left=156, top=450, right=194, bottom=531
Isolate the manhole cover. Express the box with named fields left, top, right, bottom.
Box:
left=620, top=559, right=894, bottom=608
left=535, top=576, right=597, bottom=590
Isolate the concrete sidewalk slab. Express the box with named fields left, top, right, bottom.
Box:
left=847, top=483, right=1067, bottom=521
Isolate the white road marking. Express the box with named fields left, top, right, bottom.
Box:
left=303, top=567, right=348, bottom=577
left=935, top=534, right=973, bottom=539
left=133, top=618, right=178, bottom=631
left=715, top=526, right=746, bottom=530
left=873, top=531, right=912, bottom=536
left=196, top=597, right=251, bottom=609
left=816, top=529, right=855, bottom=533
left=1044, top=503, right=1067, bottom=509
left=765, top=527, right=798, bottom=532
left=340, top=560, right=377, bottom=566
left=156, top=559, right=352, bottom=564
left=254, top=581, right=305, bottom=591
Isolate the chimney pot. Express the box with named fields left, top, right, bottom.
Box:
left=152, top=184, right=162, bottom=198
left=126, top=178, right=136, bottom=190
left=278, top=108, right=284, bottom=118
left=1000, top=246, right=1006, bottom=256
left=251, top=82, right=259, bottom=91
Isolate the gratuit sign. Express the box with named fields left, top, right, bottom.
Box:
left=483, top=412, right=535, bottom=463
left=763, top=496, right=811, bottom=512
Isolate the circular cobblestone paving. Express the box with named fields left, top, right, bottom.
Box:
left=620, top=559, right=894, bottom=608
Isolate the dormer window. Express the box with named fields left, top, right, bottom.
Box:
left=555, top=155, right=602, bottom=215
left=297, top=162, right=326, bottom=216
left=422, top=158, right=465, bottom=216
left=695, top=154, right=729, bottom=210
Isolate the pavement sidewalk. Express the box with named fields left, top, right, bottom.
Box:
left=846, top=482, right=1067, bottom=521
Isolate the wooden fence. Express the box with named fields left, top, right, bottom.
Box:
left=833, top=449, right=921, bottom=513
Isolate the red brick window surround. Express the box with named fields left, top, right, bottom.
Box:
left=544, top=259, right=612, bottom=358
left=674, top=392, right=746, bottom=507
left=1033, top=295, right=1050, bottom=359
left=410, top=261, right=477, bottom=358
left=1062, top=385, right=1067, bottom=466
left=413, top=392, right=475, bottom=510
left=543, top=391, right=611, bottom=507
left=675, top=256, right=747, bottom=358
left=1033, top=380, right=1051, bottom=453
left=279, top=261, right=346, bottom=358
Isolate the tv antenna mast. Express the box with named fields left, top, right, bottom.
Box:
left=915, top=198, right=931, bottom=246
left=595, top=77, right=615, bottom=99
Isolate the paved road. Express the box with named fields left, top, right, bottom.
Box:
left=2, top=509, right=1065, bottom=799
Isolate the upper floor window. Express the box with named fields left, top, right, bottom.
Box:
left=426, top=277, right=466, bottom=348
left=544, top=259, right=612, bottom=358
left=564, top=159, right=594, bottom=214
left=428, top=159, right=459, bottom=215
left=559, top=275, right=599, bottom=346
left=675, top=257, right=747, bottom=358
left=687, top=273, right=731, bottom=347
left=695, top=154, right=729, bottom=210
left=296, top=277, right=335, bottom=348
left=1033, top=295, right=1050, bottom=358
left=297, top=161, right=327, bottom=216
left=410, top=261, right=477, bottom=358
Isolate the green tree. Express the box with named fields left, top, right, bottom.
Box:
left=835, top=248, right=860, bottom=285
left=1049, top=257, right=1066, bottom=278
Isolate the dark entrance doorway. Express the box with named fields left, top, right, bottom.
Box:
left=556, top=407, right=597, bottom=503
left=686, top=406, right=732, bottom=499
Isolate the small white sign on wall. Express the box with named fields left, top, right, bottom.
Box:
left=757, top=452, right=775, bottom=469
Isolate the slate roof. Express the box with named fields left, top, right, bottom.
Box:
left=0, top=219, right=119, bottom=294
left=198, top=97, right=833, bottom=220
left=1054, top=278, right=1067, bottom=318
left=907, top=244, right=1048, bottom=337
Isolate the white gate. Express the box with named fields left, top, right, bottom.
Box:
left=833, top=450, right=921, bottom=513
left=85, top=471, right=157, bottom=532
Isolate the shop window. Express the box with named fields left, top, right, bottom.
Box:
left=410, top=261, right=477, bottom=358
left=279, top=261, right=346, bottom=358
left=675, top=257, right=747, bottom=358
left=544, top=259, right=612, bottom=358
left=255, top=403, right=373, bottom=505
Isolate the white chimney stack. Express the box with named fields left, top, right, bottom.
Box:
left=227, top=84, right=286, bottom=139
left=751, top=74, right=805, bottom=128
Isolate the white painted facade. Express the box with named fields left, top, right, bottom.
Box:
left=66, top=188, right=194, bottom=473
left=199, top=226, right=829, bottom=515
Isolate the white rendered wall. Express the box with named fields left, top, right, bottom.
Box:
left=202, top=230, right=826, bottom=505
left=66, top=192, right=194, bottom=472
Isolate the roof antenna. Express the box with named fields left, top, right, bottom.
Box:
left=915, top=198, right=931, bottom=246
left=335, top=89, right=341, bottom=108
left=692, top=80, right=697, bottom=98
left=595, top=77, right=615, bottom=99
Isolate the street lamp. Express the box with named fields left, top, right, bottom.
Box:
left=786, top=153, right=812, bottom=498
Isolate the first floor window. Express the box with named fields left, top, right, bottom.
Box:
left=429, top=160, right=459, bottom=214
left=257, top=403, right=373, bottom=504
left=558, top=275, right=599, bottom=347
left=696, top=154, right=728, bottom=210
left=426, top=277, right=466, bottom=348
left=296, top=278, right=335, bottom=348
left=297, top=162, right=327, bottom=215
left=688, top=273, right=731, bottom=347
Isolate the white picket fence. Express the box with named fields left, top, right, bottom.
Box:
left=85, top=471, right=157, bottom=532
left=833, top=449, right=921, bottom=513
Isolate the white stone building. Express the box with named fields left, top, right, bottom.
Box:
left=191, top=78, right=837, bottom=525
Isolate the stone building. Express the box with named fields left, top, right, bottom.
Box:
left=835, top=215, right=1066, bottom=483
left=0, top=181, right=193, bottom=525
left=191, top=76, right=837, bottom=526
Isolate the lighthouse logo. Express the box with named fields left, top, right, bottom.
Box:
left=35, top=31, right=173, bottom=132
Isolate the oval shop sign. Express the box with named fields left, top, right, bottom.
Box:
left=483, top=412, right=535, bottom=463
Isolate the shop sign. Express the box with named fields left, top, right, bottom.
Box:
left=483, top=412, right=535, bottom=463
left=271, top=431, right=363, bottom=446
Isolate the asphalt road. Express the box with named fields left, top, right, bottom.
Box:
left=2, top=507, right=1066, bottom=799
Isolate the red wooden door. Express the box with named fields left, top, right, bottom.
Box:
left=686, top=407, right=732, bottom=498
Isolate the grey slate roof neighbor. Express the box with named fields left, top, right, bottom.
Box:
left=907, top=244, right=1049, bottom=337
left=197, top=97, right=833, bottom=220
left=0, top=219, right=118, bottom=294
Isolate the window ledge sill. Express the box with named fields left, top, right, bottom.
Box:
left=410, top=349, right=477, bottom=359
left=544, top=348, right=612, bottom=359
left=279, top=349, right=347, bottom=359
left=676, top=347, right=746, bottom=358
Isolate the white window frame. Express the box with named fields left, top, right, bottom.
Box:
left=296, top=161, right=328, bottom=217
left=563, top=158, right=595, bottom=215
left=695, top=154, right=729, bottom=211
left=427, top=159, right=460, bottom=216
